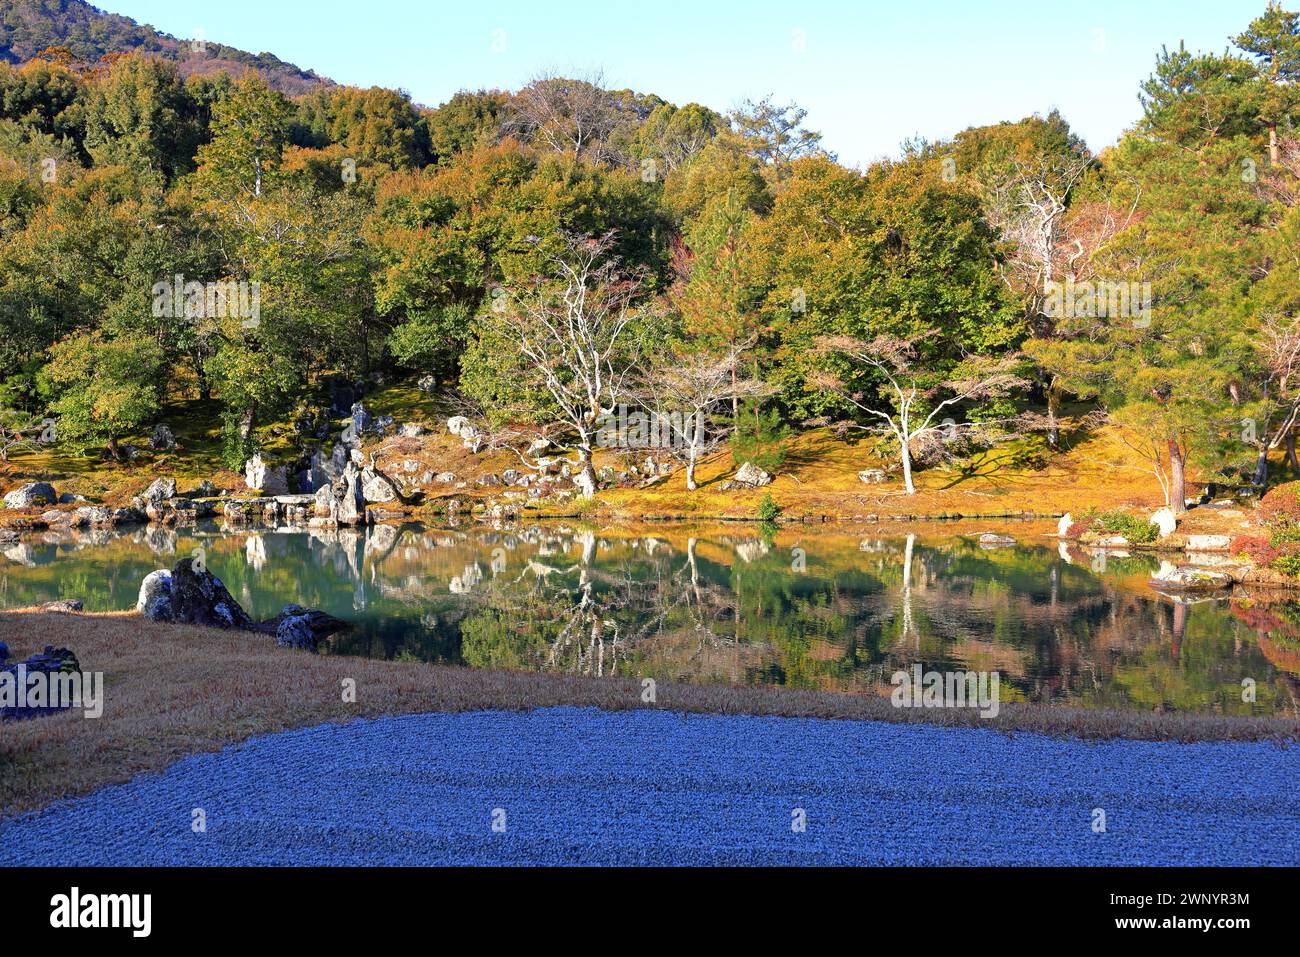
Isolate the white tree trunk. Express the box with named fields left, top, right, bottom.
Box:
left=900, top=437, right=916, bottom=495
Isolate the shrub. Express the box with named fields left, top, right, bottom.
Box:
left=1259, top=482, right=1300, bottom=543
left=730, top=401, right=789, bottom=472
left=1093, top=509, right=1158, bottom=544
left=756, top=491, right=781, bottom=523
left=1229, top=535, right=1280, bottom=566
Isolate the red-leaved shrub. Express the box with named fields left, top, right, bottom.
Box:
left=1229, top=535, right=1281, bottom=565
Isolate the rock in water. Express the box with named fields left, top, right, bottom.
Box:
left=1149, top=563, right=1232, bottom=593
left=732, top=462, right=773, bottom=488
left=3, top=482, right=57, bottom=509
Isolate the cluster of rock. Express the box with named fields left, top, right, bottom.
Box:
left=137, top=558, right=349, bottom=650
left=3, top=482, right=59, bottom=509
left=0, top=643, right=82, bottom=721
left=717, top=462, right=772, bottom=492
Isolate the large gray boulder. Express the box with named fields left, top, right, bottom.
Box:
left=360, top=467, right=399, bottom=504
left=311, top=462, right=367, bottom=526
left=136, top=564, right=348, bottom=650
left=149, top=423, right=176, bottom=450
left=139, top=559, right=255, bottom=630
left=135, top=477, right=177, bottom=510
left=136, top=569, right=175, bottom=620
left=350, top=402, right=374, bottom=437
left=733, top=462, right=772, bottom=488
left=262, top=604, right=349, bottom=650
left=4, top=482, right=57, bottom=509
left=446, top=416, right=478, bottom=440
left=244, top=455, right=289, bottom=495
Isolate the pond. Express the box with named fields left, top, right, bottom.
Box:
left=2, top=521, right=1297, bottom=716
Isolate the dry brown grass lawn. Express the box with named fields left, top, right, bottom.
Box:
left=2, top=610, right=1296, bottom=820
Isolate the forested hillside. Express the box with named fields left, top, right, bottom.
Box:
left=0, top=1, right=1297, bottom=522
left=0, top=0, right=328, bottom=94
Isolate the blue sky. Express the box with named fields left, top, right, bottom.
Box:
left=100, top=0, right=1269, bottom=167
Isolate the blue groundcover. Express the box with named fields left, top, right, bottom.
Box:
left=2, top=707, right=1296, bottom=865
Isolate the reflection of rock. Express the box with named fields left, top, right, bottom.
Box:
left=143, top=525, right=177, bottom=556
left=2, top=543, right=36, bottom=566
left=978, top=532, right=1016, bottom=548
left=449, top=562, right=483, bottom=594
left=246, top=534, right=266, bottom=571
left=735, top=540, right=770, bottom=563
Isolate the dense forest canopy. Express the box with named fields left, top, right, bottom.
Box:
left=0, top=1, right=1297, bottom=510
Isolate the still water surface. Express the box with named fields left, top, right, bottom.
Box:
left=2, top=521, right=1297, bottom=716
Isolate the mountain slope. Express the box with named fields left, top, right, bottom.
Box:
left=0, top=0, right=330, bottom=95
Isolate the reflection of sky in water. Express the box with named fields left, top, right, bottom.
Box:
left=1, top=522, right=1296, bottom=716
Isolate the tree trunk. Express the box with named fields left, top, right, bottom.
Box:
left=1046, top=381, right=1060, bottom=448
left=1288, top=430, right=1298, bottom=471
left=574, top=445, right=596, bottom=499
left=1168, top=438, right=1187, bottom=514
left=730, top=360, right=739, bottom=425
left=106, top=435, right=121, bottom=462
left=1269, top=122, right=1279, bottom=166
left=238, top=406, right=256, bottom=442
left=900, top=436, right=916, bottom=495
left=1253, top=446, right=1270, bottom=487
left=685, top=446, right=698, bottom=491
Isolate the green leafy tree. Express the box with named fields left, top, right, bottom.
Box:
left=40, top=327, right=164, bottom=459
left=1236, top=2, right=1300, bottom=165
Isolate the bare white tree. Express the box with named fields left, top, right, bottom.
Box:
left=814, top=334, right=1024, bottom=494
left=489, top=233, right=662, bottom=498
left=635, top=341, right=774, bottom=490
